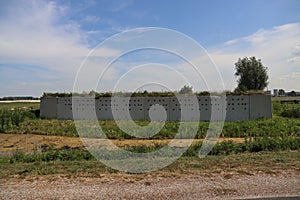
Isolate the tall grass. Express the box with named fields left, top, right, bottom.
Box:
left=1, top=100, right=300, bottom=139
left=0, top=109, right=37, bottom=133
left=8, top=136, right=300, bottom=163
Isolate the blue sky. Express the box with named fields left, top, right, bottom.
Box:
left=0, top=0, right=300, bottom=97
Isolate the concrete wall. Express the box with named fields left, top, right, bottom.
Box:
left=225, top=96, right=249, bottom=121
left=249, top=95, right=272, bottom=120
left=40, top=95, right=272, bottom=121
left=40, top=97, right=58, bottom=119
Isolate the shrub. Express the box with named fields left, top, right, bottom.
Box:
left=281, top=108, right=300, bottom=118
left=0, top=109, right=37, bottom=133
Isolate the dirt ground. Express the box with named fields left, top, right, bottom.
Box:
left=0, top=133, right=245, bottom=154
left=0, top=171, right=299, bottom=200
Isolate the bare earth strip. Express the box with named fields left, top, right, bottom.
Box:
left=0, top=172, right=299, bottom=200
left=0, top=133, right=245, bottom=153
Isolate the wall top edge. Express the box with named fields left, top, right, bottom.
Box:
left=41, top=94, right=270, bottom=99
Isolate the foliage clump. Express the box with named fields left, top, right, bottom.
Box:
left=234, top=56, right=269, bottom=92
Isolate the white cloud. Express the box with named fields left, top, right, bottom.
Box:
left=68, top=23, right=300, bottom=94
left=209, top=23, right=300, bottom=91
left=82, top=15, right=102, bottom=23
left=110, top=0, right=133, bottom=12
left=0, top=1, right=87, bottom=67
left=0, top=0, right=121, bottom=96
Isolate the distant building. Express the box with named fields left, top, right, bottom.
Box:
left=273, top=89, right=278, bottom=97
left=286, top=91, right=300, bottom=97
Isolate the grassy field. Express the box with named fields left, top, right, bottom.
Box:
left=1, top=101, right=299, bottom=139
left=0, top=102, right=39, bottom=110
left=0, top=98, right=299, bottom=177
left=272, top=96, right=300, bottom=101
left=0, top=151, right=299, bottom=178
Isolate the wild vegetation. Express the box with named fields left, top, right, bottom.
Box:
left=0, top=100, right=300, bottom=139
left=234, top=57, right=269, bottom=92
left=0, top=97, right=300, bottom=178
left=5, top=136, right=299, bottom=164
left=42, top=89, right=267, bottom=98
left=0, top=108, right=37, bottom=133
left=0, top=98, right=299, bottom=174
left=1, top=151, right=299, bottom=178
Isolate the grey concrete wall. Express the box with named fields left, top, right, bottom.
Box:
left=72, top=97, right=96, bottom=120
left=40, top=95, right=272, bottom=121
left=40, top=97, right=58, bottom=119
left=225, top=96, right=249, bottom=121
left=145, top=97, right=170, bottom=121
left=249, top=95, right=272, bottom=120
left=95, top=97, right=113, bottom=120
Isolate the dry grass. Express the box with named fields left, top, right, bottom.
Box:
left=0, top=133, right=245, bottom=154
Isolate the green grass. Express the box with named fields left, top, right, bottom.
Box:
left=272, top=100, right=300, bottom=116
left=1, top=150, right=299, bottom=178
left=1, top=101, right=300, bottom=139
left=1, top=100, right=299, bottom=178
left=4, top=116, right=300, bottom=139
left=5, top=137, right=299, bottom=163
left=0, top=102, right=40, bottom=110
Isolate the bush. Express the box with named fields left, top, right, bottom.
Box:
left=281, top=108, right=300, bottom=118
left=8, top=137, right=300, bottom=163
left=184, top=137, right=300, bottom=156
left=0, top=109, right=36, bottom=133
left=10, top=148, right=94, bottom=163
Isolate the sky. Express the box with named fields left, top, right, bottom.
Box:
left=0, top=0, right=300, bottom=97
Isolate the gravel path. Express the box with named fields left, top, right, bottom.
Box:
left=1, top=172, right=299, bottom=200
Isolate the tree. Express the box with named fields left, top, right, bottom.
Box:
left=179, top=85, right=193, bottom=94
left=278, top=89, right=285, bottom=96
left=234, top=57, right=269, bottom=91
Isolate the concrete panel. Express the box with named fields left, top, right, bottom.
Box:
left=95, top=97, right=113, bottom=120
left=169, top=96, right=199, bottom=121
left=169, top=97, right=180, bottom=121
left=249, top=95, right=272, bottom=120
left=225, top=96, right=249, bottom=121
left=110, top=97, right=130, bottom=120
left=56, top=97, right=73, bottom=119
left=129, top=97, right=145, bottom=120
left=144, top=97, right=169, bottom=121
left=210, top=96, right=226, bottom=121
left=40, top=97, right=57, bottom=119
left=197, top=96, right=211, bottom=121
left=180, top=96, right=200, bottom=121
left=110, top=97, right=145, bottom=120
left=72, top=97, right=97, bottom=120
